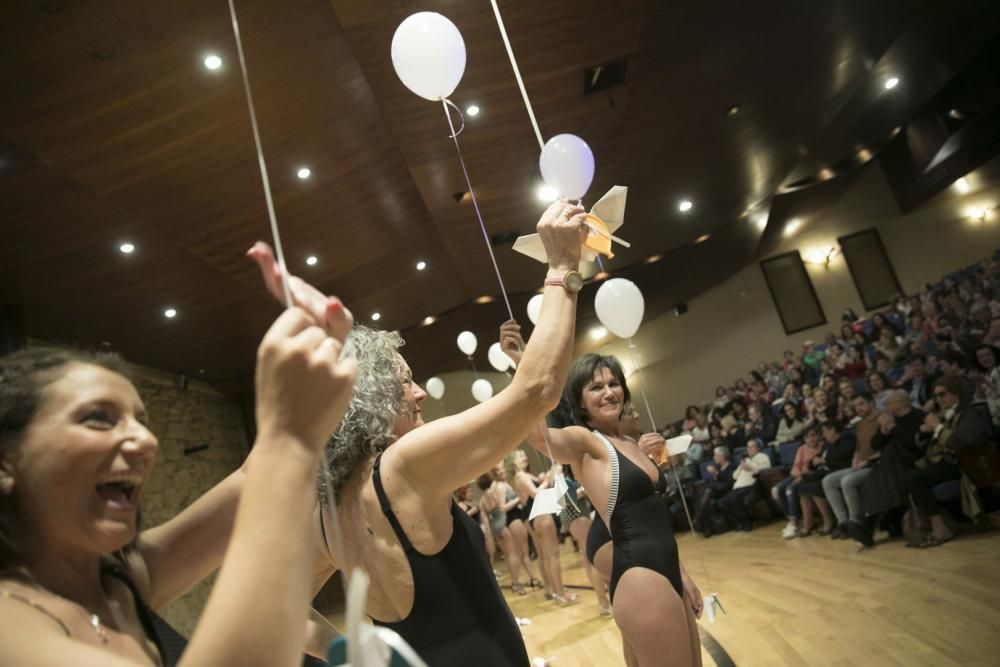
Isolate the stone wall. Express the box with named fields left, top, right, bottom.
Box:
left=128, top=366, right=249, bottom=636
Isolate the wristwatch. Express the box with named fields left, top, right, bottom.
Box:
left=545, top=270, right=583, bottom=294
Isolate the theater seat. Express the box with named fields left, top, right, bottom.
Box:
left=779, top=441, right=802, bottom=468
left=932, top=479, right=962, bottom=502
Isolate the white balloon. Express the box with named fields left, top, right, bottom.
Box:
left=487, top=342, right=512, bottom=372
left=539, top=134, right=595, bottom=200
left=390, top=12, right=467, bottom=101
left=471, top=378, right=494, bottom=403
left=457, top=331, right=478, bottom=356
left=425, top=376, right=445, bottom=399
left=526, top=293, right=544, bottom=325
left=594, top=278, right=645, bottom=338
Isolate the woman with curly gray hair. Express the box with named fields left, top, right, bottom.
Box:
left=251, top=200, right=589, bottom=665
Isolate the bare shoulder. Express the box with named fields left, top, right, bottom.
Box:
left=563, top=425, right=607, bottom=458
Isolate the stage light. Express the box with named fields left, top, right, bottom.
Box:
left=204, top=55, right=222, bottom=70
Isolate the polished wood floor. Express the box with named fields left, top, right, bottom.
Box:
left=326, top=522, right=1000, bottom=666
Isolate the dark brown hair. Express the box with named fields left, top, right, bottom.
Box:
left=0, top=347, right=129, bottom=569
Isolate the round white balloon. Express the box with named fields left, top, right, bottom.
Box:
left=526, top=293, right=544, bottom=325
left=594, top=278, right=645, bottom=338
left=425, top=376, right=445, bottom=399
left=390, top=12, right=467, bottom=101
left=539, top=134, right=595, bottom=200
left=487, top=342, right=512, bottom=372
left=471, top=378, right=494, bottom=403
left=457, top=331, right=478, bottom=356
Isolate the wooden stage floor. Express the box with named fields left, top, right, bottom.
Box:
left=324, top=523, right=1000, bottom=665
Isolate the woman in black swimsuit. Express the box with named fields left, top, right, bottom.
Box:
left=502, top=335, right=704, bottom=667
left=255, top=201, right=589, bottom=665
left=0, top=305, right=355, bottom=666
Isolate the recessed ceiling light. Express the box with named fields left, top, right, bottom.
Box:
left=589, top=326, right=608, bottom=340
left=466, top=104, right=480, bottom=117
left=296, top=167, right=312, bottom=180
left=305, top=255, right=318, bottom=266
left=204, top=54, right=222, bottom=71
left=536, top=184, right=558, bottom=203
left=371, top=312, right=381, bottom=321
left=783, top=219, right=802, bottom=237
left=955, top=177, right=971, bottom=194
left=416, top=260, right=427, bottom=271
left=645, top=254, right=662, bottom=264
left=753, top=211, right=769, bottom=231
left=724, top=104, right=740, bottom=117
left=164, top=308, right=178, bottom=319
left=857, top=147, right=873, bottom=161
left=678, top=200, right=693, bottom=213
left=695, top=233, right=710, bottom=244
left=818, top=167, right=834, bottom=181
left=883, top=76, right=899, bottom=90
left=119, top=242, right=135, bottom=254
left=593, top=271, right=609, bottom=281
left=967, top=206, right=987, bottom=221
left=948, top=108, right=965, bottom=120
left=421, top=316, right=436, bottom=326
left=474, top=295, right=495, bottom=304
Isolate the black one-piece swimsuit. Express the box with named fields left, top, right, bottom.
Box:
left=591, top=430, right=683, bottom=601
left=370, top=454, right=529, bottom=666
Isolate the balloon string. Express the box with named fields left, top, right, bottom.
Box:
left=227, top=0, right=292, bottom=309
left=441, top=99, right=515, bottom=321
left=489, top=0, right=545, bottom=151
left=625, top=339, right=695, bottom=533
left=468, top=354, right=479, bottom=379
left=227, top=0, right=350, bottom=605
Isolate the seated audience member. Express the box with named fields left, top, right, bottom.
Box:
left=899, top=354, right=937, bottom=408
left=782, top=350, right=797, bottom=373
left=693, top=447, right=735, bottom=537
left=827, top=343, right=847, bottom=373
left=688, top=411, right=711, bottom=445
left=802, top=341, right=824, bottom=378
left=873, top=327, right=904, bottom=364
left=837, top=378, right=857, bottom=414
left=682, top=405, right=702, bottom=432
left=866, top=371, right=891, bottom=412
left=765, top=361, right=787, bottom=396
left=907, top=376, right=995, bottom=547
left=712, top=386, right=731, bottom=412
left=875, top=354, right=905, bottom=385
left=798, top=421, right=855, bottom=536
left=771, top=401, right=804, bottom=447
left=972, top=343, right=1000, bottom=428
left=776, top=426, right=824, bottom=539
left=819, top=373, right=838, bottom=397
left=719, top=438, right=771, bottom=531
left=983, top=317, right=1000, bottom=346
left=848, top=390, right=925, bottom=547
left=871, top=313, right=899, bottom=336
left=842, top=344, right=868, bottom=380
left=771, top=381, right=801, bottom=413
left=823, top=393, right=880, bottom=538
left=806, top=388, right=837, bottom=427
left=906, top=312, right=931, bottom=344
left=743, top=403, right=776, bottom=445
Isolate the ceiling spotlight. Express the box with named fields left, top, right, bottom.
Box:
left=421, top=316, right=436, bottom=326
left=954, top=177, right=971, bottom=194
left=466, top=104, right=480, bottom=117
left=296, top=167, right=312, bottom=180
left=306, top=255, right=318, bottom=266
left=724, top=104, right=740, bottom=117
left=645, top=254, right=662, bottom=264
left=589, top=326, right=608, bottom=340
left=371, top=312, right=381, bottom=322
left=164, top=308, right=178, bottom=319
left=818, top=167, right=835, bottom=181
left=474, top=295, right=495, bottom=304
left=883, top=76, right=899, bottom=90
left=203, top=54, right=222, bottom=71
left=783, top=219, right=802, bottom=237
left=678, top=200, right=693, bottom=213
left=536, top=184, right=558, bottom=203
left=695, top=233, right=710, bottom=244
left=416, top=260, right=427, bottom=271
left=119, top=242, right=135, bottom=254
left=948, top=108, right=965, bottom=120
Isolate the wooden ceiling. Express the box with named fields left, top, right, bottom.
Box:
left=2, top=0, right=998, bottom=393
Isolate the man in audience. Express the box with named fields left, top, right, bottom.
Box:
left=822, top=392, right=880, bottom=538
left=899, top=354, right=937, bottom=408
left=693, top=446, right=736, bottom=537
left=720, top=438, right=771, bottom=531
left=744, top=402, right=777, bottom=445
left=848, top=390, right=924, bottom=547
left=906, top=375, right=995, bottom=547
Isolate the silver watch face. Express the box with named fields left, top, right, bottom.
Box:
left=565, top=271, right=583, bottom=292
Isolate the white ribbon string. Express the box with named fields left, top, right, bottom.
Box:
left=441, top=99, right=515, bottom=321
left=489, top=0, right=545, bottom=151
left=226, top=0, right=351, bottom=605
left=625, top=339, right=695, bottom=531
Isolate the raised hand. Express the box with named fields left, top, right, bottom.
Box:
left=247, top=242, right=353, bottom=340
left=499, top=319, right=526, bottom=366
left=254, top=307, right=357, bottom=456
left=536, top=200, right=588, bottom=271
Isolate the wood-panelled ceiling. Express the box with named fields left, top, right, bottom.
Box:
left=2, top=0, right=998, bottom=392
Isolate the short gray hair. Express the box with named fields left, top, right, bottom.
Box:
left=713, top=446, right=731, bottom=461
left=319, top=325, right=406, bottom=503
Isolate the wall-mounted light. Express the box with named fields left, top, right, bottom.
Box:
left=966, top=205, right=993, bottom=222
left=803, top=246, right=840, bottom=267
